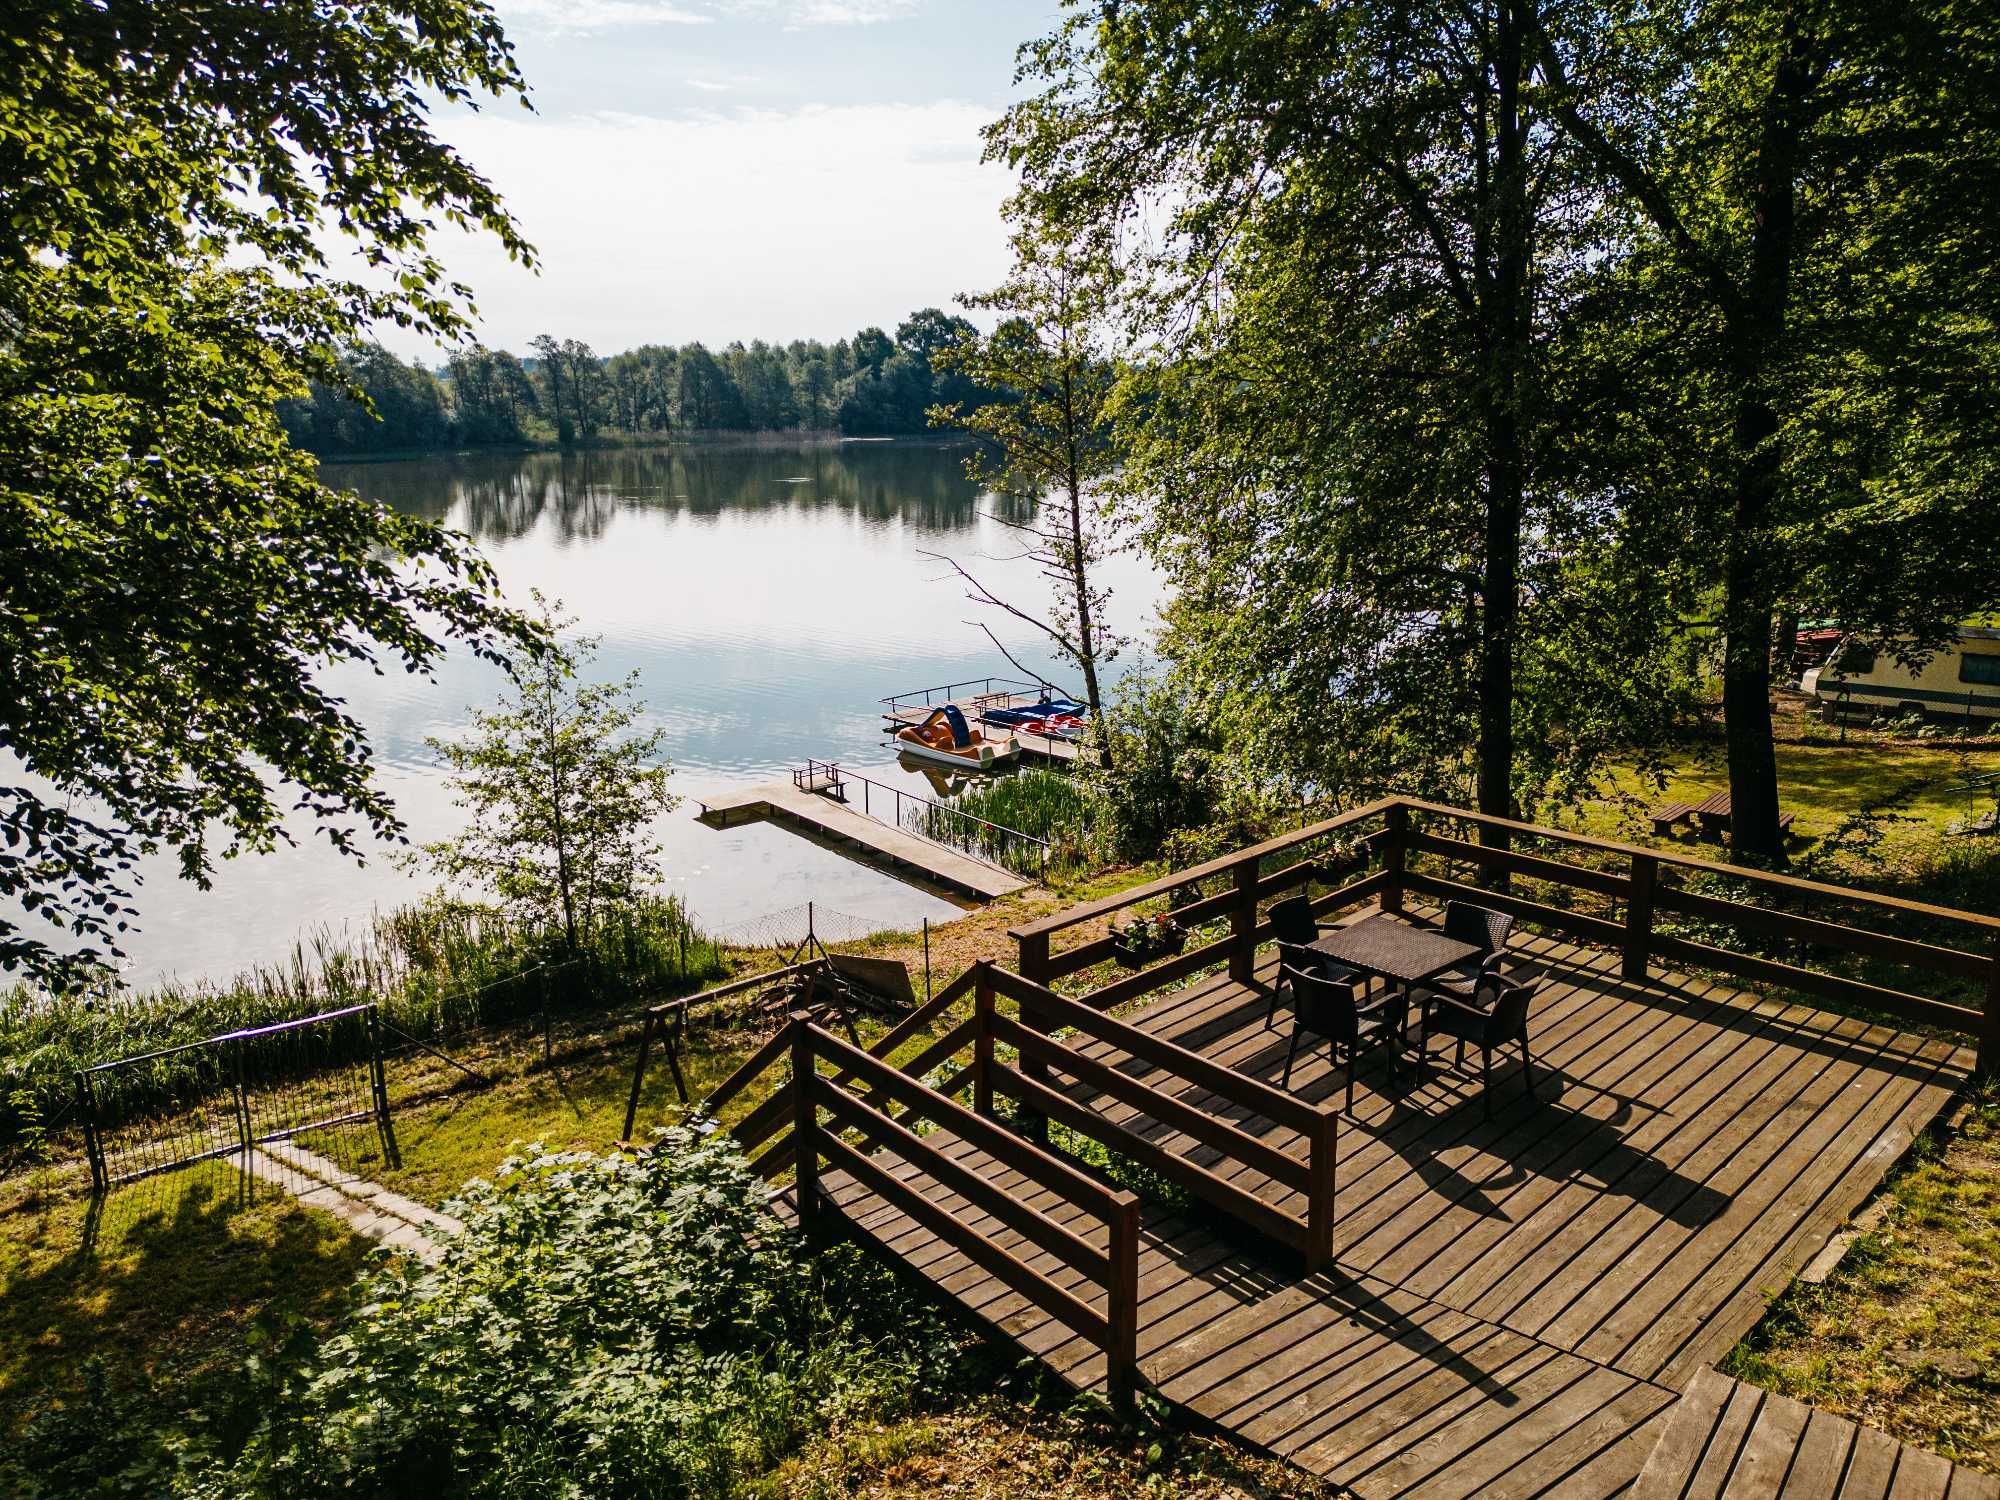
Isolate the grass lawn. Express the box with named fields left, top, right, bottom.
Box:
left=1721, top=1082, right=2000, bottom=1472
left=0, top=1158, right=371, bottom=1436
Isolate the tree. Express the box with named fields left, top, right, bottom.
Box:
left=1, top=0, right=542, bottom=988
left=1540, top=0, right=2000, bottom=860
left=990, top=1, right=1670, bottom=827
left=927, top=236, right=1124, bottom=761
left=529, top=333, right=573, bottom=444
left=412, top=596, right=678, bottom=952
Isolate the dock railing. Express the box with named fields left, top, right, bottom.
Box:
left=1008, top=796, right=2000, bottom=1071
left=880, top=675, right=1052, bottom=719
left=792, top=759, right=1056, bottom=879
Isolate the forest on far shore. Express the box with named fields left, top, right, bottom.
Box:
left=279, top=307, right=992, bottom=456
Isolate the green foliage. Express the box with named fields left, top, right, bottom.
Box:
left=930, top=235, right=1126, bottom=746
left=220, top=1131, right=954, bottom=1497
left=1, top=0, right=545, bottom=989
left=414, top=595, right=679, bottom=950
left=0, top=894, right=724, bottom=1145
left=1084, top=671, right=1255, bottom=864
left=923, top=769, right=1103, bottom=875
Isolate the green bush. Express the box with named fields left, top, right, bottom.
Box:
left=222, top=1129, right=954, bottom=1497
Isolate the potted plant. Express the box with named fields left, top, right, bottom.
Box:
left=1108, top=912, right=1188, bottom=969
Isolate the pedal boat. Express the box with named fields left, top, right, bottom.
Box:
left=894, top=705, right=1020, bottom=771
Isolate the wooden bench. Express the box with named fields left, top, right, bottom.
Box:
left=1649, top=802, right=1693, bottom=838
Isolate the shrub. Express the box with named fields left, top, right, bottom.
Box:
left=222, top=1129, right=954, bottom=1497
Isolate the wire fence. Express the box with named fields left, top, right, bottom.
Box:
left=76, top=1003, right=397, bottom=1195
left=686, top=901, right=903, bottom=952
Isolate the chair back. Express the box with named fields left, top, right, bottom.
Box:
left=1268, top=895, right=1319, bottom=947
left=1285, top=963, right=1360, bottom=1042
left=1476, top=974, right=1538, bottom=1039
left=1444, top=901, right=1516, bottom=957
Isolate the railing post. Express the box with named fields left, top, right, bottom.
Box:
left=232, top=1033, right=253, bottom=1166
left=1106, top=1190, right=1141, bottom=1418
left=1981, top=936, right=2000, bottom=1077
left=622, top=1009, right=658, bottom=1142
left=1306, top=1104, right=1338, bottom=1273
left=1625, top=853, right=1658, bottom=984
left=1230, top=855, right=1260, bottom=986
left=790, top=1013, right=820, bottom=1232
left=974, top=969, right=995, bottom=1117
left=1009, top=946, right=1052, bottom=1144
left=1382, top=803, right=1408, bottom=914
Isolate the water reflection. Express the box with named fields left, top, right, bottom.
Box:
left=90, top=440, right=1160, bottom=988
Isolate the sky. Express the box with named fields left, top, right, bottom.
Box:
left=381, top=0, right=1063, bottom=358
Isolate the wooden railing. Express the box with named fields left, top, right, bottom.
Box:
left=688, top=990, right=1143, bottom=1405
left=981, top=964, right=1340, bottom=1269
left=1010, top=795, right=2000, bottom=1072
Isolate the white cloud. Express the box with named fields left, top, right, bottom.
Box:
left=685, top=77, right=733, bottom=92
left=498, top=0, right=712, bottom=32
left=392, top=101, right=1013, bottom=355
left=715, top=0, right=924, bottom=26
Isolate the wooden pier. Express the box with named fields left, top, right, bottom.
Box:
left=696, top=779, right=1029, bottom=902
left=679, top=797, right=2000, bottom=1498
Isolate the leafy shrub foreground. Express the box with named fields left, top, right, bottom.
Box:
left=4, top=1129, right=960, bottom=1498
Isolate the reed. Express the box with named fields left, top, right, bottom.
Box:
left=912, top=768, right=1104, bottom=877
left=0, top=894, right=726, bottom=1146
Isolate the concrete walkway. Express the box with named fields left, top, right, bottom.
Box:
left=241, top=1141, right=460, bottom=1264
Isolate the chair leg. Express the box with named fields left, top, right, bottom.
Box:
left=1265, top=984, right=1279, bottom=1030
left=1519, top=1037, right=1535, bottom=1098
left=1283, top=1022, right=1303, bottom=1087
left=1455, top=1035, right=1464, bottom=1068
left=1346, top=1048, right=1356, bottom=1114
left=1481, top=1045, right=1493, bottom=1118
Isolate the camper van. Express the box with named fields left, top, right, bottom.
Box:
left=1802, top=625, right=2000, bottom=723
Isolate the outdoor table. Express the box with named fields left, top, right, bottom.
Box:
left=1308, top=914, right=1483, bottom=993
left=1693, top=789, right=1735, bottom=839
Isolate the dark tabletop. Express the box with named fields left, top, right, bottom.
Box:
left=1309, top=914, right=1483, bottom=987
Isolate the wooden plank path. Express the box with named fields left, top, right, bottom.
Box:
left=1630, top=1367, right=1997, bottom=1499
left=785, top=913, right=1978, bottom=1497
left=696, top=780, right=1028, bottom=901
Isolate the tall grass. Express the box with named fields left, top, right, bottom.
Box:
left=912, top=768, right=1102, bottom=878
left=0, top=894, right=726, bottom=1145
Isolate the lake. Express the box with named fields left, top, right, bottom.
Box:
left=95, top=440, right=1159, bottom=988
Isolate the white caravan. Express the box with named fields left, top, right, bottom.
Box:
left=1802, top=625, right=2000, bottom=723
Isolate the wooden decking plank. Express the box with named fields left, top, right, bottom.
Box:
left=1502, top=1006, right=1882, bottom=1366
left=1887, top=1443, right=1954, bottom=1499
left=1780, top=1405, right=1859, bottom=1499
left=1682, top=1379, right=1769, bottom=1500
left=1606, top=1029, right=1953, bottom=1380
left=1350, top=977, right=1799, bottom=1299
left=1724, top=1381, right=1814, bottom=1497
left=1946, top=1464, right=2000, bottom=1500
left=1630, top=1365, right=1737, bottom=1497
left=1420, top=986, right=1824, bottom=1312
left=1839, top=1424, right=1905, bottom=1499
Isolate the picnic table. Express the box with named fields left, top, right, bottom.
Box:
left=1649, top=791, right=1795, bottom=843
left=1309, top=914, right=1482, bottom=993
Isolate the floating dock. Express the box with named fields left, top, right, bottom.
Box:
left=697, top=780, right=1029, bottom=902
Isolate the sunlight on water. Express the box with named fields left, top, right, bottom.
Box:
left=63, top=441, right=1161, bottom=988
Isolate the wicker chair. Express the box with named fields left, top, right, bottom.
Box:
left=1281, top=962, right=1407, bottom=1111
left=1267, top=895, right=1321, bottom=947
left=1420, top=901, right=1517, bottom=1003
left=1423, top=973, right=1540, bottom=1116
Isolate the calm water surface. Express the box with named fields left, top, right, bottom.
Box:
left=103, top=441, right=1160, bottom=988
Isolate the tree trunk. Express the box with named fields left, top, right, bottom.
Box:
left=1720, top=13, right=1812, bottom=866
left=1069, top=470, right=1113, bottom=772
left=1474, top=1, right=1530, bottom=854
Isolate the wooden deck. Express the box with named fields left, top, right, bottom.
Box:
left=795, top=915, right=1977, bottom=1496
left=1631, top=1367, right=1997, bottom=1499
left=695, top=780, right=1028, bottom=900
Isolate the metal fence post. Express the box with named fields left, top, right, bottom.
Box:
left=366, top=1007, right=401, bottom=1169
left=232, top=1034, right=253, bottom=1169
left=75, top=1071, right=107, bottom=1196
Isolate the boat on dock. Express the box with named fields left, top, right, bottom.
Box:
left=892, top=704, right=1020, bottom=771
left=880, top=676, right=1097, bottom=767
